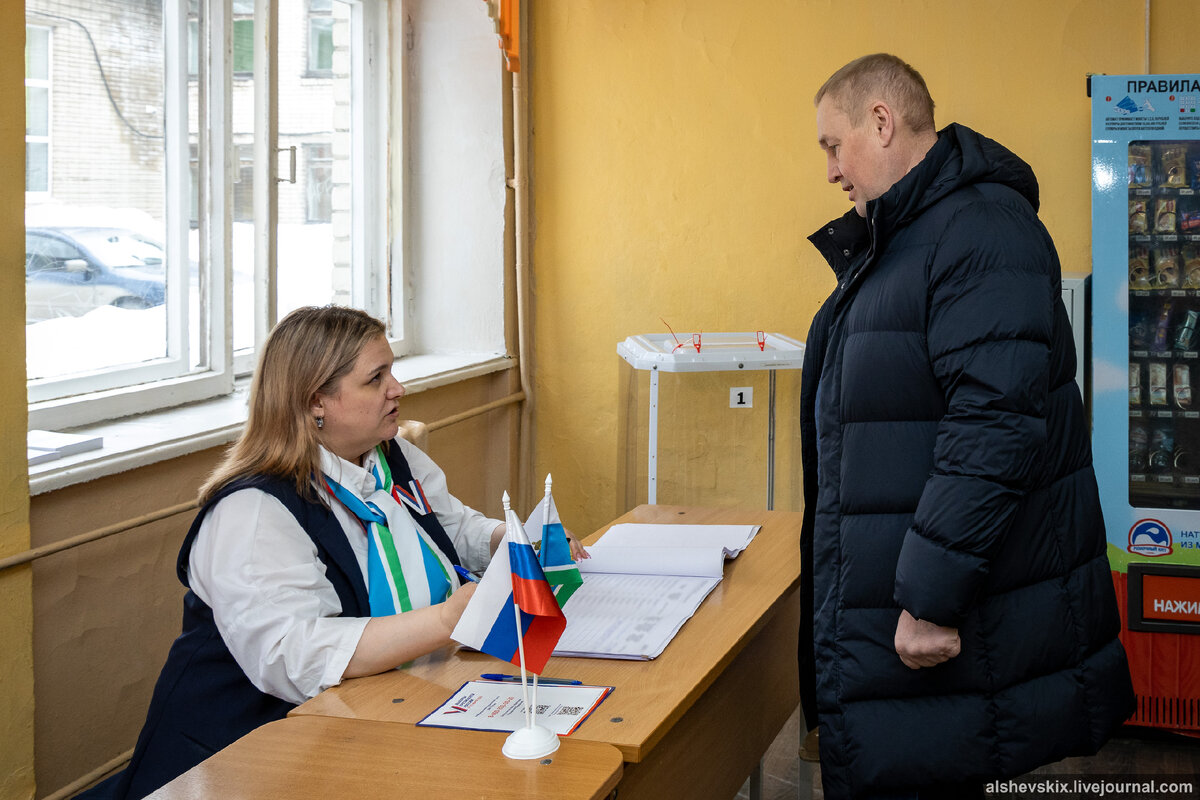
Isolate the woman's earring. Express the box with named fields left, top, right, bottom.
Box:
left=316, top=416, right=324, bottom=430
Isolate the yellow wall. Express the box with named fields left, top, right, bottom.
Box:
left=0, top=10, right=33, bottom=800
left=8, top=1, right=1200, bottom=796
left=526, top=0, right=1192, bottom=535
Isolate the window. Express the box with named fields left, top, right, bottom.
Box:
left=307, top=0, right=333, bottom=75
left=233, top=0, right=254, bottom=76
left=304, top=142, right=333, bottom=222
left=26, top=0, right=508, bottom=439
left=24, top=0, right=391, bottom=430
left=25, top=25, right=50, bottom=196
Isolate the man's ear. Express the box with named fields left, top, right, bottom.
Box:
left=870, top=101, right=896, bottom=147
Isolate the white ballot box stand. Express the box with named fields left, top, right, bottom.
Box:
left=617, top=332, right=805, bottom=510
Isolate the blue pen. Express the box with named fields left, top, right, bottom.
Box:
left=454, top=565, right=479, bottom=583
left=480, top=673, right=582, bottom=686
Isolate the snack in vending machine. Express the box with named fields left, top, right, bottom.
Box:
left=1130, top=142, right=1153, bottom=188
left=1155, top=247, right=1181, bottom=288
left=1184, top=245, right=1200, bottom=289
left=1149, top=423, right=1175, bottom=472
left=1130, top=423, right=1150, bottom=472
left=1174, top=362, right=1193, bottom=410
left=1179, top=194, right=1200, bottom=232
left=1130, top=198, right=1149, bottom=234
left=1149, top=361, right=1169, bottom=405
left=1175, top=309, right=1200, bottom=351
left=1152, top=303, right=1174, bottom=352
left=1130, top=307, right=1153, bottom=349
left=1154, top=197, right=1178, bottom=234
left=1157, top=143, right=1189, bottom=188
left=1130, top=247, right=1152, bottom=290
left=1130, top=362, right=1143, bottom=406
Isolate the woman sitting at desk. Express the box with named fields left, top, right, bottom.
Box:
left=104, top=305, right=579, bottom=799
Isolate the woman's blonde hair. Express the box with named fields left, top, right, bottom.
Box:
left=200, top=305, right=387, bottom=504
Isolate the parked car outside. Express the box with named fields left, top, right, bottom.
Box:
left=25, top=226, right=167, bottom=323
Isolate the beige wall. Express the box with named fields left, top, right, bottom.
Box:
left=1, top=11, right=33, bottom=800
left=525, top=0, right=1196, bottom=536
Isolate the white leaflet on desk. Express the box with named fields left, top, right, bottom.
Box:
left=595, top=523, right=760, bottom=557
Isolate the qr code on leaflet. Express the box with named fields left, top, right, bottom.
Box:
left=556, top=706, right=584, bottom=716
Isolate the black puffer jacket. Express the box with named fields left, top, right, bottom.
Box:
left=805, top=124, right=1133, bottom=798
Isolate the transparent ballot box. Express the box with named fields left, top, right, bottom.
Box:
left=614, top=333, right=801, bottom=510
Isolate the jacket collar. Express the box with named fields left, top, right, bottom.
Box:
left=807, top=208, right=868, bottom=283
left=808, top=123, right=1040, bottom=288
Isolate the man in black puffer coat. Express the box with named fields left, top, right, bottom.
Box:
left=802, top=54, right=1134, bottom=799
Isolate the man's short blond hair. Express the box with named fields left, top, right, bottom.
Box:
left=815, top=53, right=935, bottom=134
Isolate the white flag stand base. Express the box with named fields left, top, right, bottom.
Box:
left=502, top=724, right=560, bottom=760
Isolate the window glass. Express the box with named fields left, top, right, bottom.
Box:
left=233, top=18, right=255, bottom=74
left=308, top=16, right=333, bottom=73
left=304, top=142, right=333, bottom=222
left=24, top=4, right=176, bottom=383
left=26, top=26, right=49, bottom=79
left=275, top=0, right=356, bottom=318
left=25, top=25, right=50, bottom=194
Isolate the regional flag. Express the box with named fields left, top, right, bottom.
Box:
left=524, top=489, right=583, bottom=607
left=451, top=501, right=566, bottom=674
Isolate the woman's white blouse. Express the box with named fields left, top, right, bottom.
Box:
left=187, top=437, right=499, bottom=705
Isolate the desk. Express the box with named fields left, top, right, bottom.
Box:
left=292, top=504, right=802, bottom=800
left=145, top=715, right=623, bottom=800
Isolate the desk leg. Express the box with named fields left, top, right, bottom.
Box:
left=749, top=760, right=764, bottom=800
left=648, top=367, right=659, bottom=505
left=613, top=584, right=801, bottom=800
left=767, top=369, right=776, bottom=511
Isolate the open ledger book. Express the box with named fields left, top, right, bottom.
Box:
left=553, top=523, right=760, bottom=660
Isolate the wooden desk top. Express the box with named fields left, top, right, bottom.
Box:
left=291, top=504, right=803, bottom=762
left=146, top=715, right=624, bottom=800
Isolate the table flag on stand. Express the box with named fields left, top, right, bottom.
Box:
left=451, top=493, right=566, bottom=674
left=451, top=491, right=566, bottom=758
left=523, top=474, right=583, bottom=608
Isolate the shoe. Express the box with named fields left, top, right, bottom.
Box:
left=799, top=727, right=819, bottom=762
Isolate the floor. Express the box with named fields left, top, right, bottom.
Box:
left=735, top=704, right=1200, bottom=800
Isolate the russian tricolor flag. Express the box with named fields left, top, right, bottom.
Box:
left=451, top=501, right=566, bottom=675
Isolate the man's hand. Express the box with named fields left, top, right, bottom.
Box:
left=894, top=609, right=960, bottom=669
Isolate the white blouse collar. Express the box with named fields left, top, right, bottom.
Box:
left=318, top=444, right=384, bottom=497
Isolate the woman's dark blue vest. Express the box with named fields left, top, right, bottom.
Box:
left=106, top=440, right=460, bottom=799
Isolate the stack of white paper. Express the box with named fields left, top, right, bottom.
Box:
left=27, top=429, right=104, bottom=465
left=553, top=523, right=761, bottom=660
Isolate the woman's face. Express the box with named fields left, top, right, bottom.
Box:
left=312, top=335, right=405, bottom=464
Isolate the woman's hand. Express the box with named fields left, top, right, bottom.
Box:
left=564, top=528, right=590, bottom=560
left=438, top=582, right=477, bottom=634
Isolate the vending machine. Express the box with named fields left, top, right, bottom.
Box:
left=1091, top=73, right=1200, bottom=733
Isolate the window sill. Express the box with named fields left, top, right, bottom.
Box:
left=28, top=351, right=512, bottom=496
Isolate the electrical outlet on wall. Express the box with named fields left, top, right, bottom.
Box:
left=730, top=387, right=753, bottom=408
